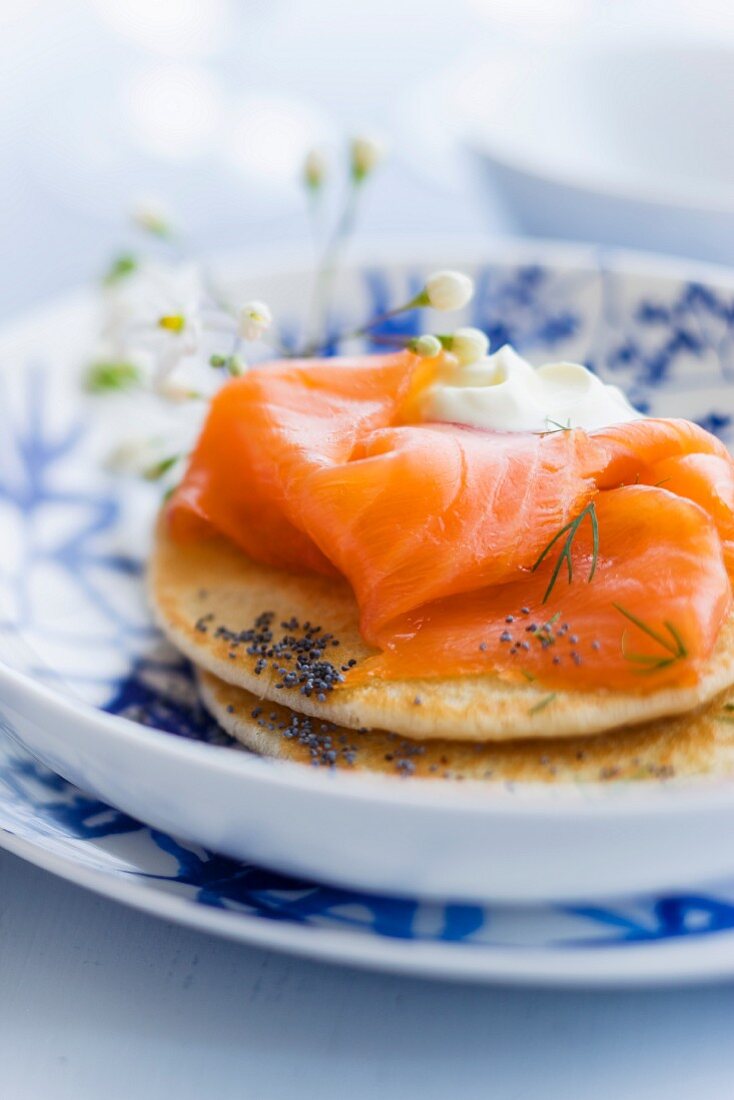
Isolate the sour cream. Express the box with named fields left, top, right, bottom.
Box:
left=423, top=344, right=642, bottom=433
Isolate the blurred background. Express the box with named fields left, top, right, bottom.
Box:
left=4, top=0, right=734, bottom=321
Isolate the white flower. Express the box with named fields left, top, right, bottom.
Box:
left=409, top=334, right=442, bottom=358
left=101, top=260, right=201, bottom=337
left=451, top=327, right=489, bottom=366
left=303, top=148, right=327, bottom=191
left=100, top=261, right=204, bottom=386
left=153, top=315, right=201, bottom=384
left=423, top=270, right=474, bottom=312
left=238, top=300, right=272, bottom=342
left=351, top=136, right=385, bottom=182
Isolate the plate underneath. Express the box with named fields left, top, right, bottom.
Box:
left=5, top=707, right=734, bottom=988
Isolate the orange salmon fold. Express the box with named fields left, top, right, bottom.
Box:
left=168, top=352, right=734, bottom=692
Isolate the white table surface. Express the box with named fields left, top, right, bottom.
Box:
left=2, top=847, right=734, bottom=1100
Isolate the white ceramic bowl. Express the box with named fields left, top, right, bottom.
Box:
left=3, top=238, right=734, bottom=905
left=454, top=42, right=734, bottom=263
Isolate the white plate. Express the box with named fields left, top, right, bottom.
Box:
left=3, top=239, right=734, bottom=908
left=7, top=709, right=734, bottom=989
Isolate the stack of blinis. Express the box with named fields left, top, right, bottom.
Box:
left=149, top=351, right=734, bottom=785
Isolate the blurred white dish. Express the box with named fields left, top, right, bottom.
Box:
left=453, top=42, right=734, bottom=262
left=4, top=239, right=734, bottom=906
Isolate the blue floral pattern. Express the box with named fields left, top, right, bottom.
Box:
left=3, top=254, right=734, bottom=963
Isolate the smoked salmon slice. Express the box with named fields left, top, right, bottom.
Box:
left=168, top=352, right=734, bottom=693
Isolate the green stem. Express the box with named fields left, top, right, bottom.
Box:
left=300, top=290, right=427, bottom=357
left=345, top=297, right=424, bottom=340
left=304, top=181, right=361, bottom=352
left=306, top=190, right=324, bottom=247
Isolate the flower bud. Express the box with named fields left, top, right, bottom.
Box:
left=132, top=200, right=172, bottom=238
left=423, top=270, right=474, bottom=312
left=238, top=300, right=273, bottom=342
left=226, top=354, right=246, bottom=377
left=409, top=334, right=442, bottom=358
left=103, top=253, right=138, bottom=286
left=303, top=148, right=327, bottom=192
left=450, top=327, right=489, bottom=366
left=350, top=136, right=384, bottom=182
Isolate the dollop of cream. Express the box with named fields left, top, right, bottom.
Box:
left=423, top=345, right=642, bottom=433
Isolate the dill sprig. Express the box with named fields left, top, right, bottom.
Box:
left=529, top=692, right=557, bottom=714
left=614, top=603, right=688, bottom=673
left=531, top=501, right=599, bottom=603
left=542, top=417, right=572, bottom=434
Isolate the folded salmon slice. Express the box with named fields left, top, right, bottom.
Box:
left=168, top=353, right=734, bottom=692
left=362, top=486, right=730, bottom=692
left=169, top=354, right=413, bottom=575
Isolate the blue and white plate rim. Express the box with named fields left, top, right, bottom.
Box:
left=7, top=822, right=734, bottom=988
